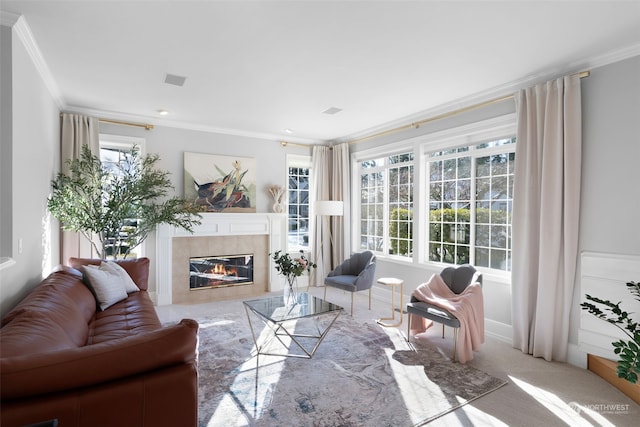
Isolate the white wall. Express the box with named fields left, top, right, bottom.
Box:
left=578, top=55, right=640, bottom=256
left=1, top=26, right=12, bottom=260
left=0, top=22, right=60, bottom=317
left=568, top=55, right=640, bottom=365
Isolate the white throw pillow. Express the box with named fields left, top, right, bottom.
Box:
left=102, top=261, right=140, bottom=294
left=82, top=263, right=129, bottom=310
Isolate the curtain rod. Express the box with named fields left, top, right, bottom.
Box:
left=279, top=140, right=315, bottom=149
left=98, top=118, right=154, bottom=130
left=347, top=70, right=590, bottom=145
left=59, top=113, right=154, bottom=130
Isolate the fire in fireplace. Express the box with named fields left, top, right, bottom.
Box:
left=189, top=254, right=254, bottom=290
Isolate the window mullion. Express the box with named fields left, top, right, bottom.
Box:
left=383, top=164, right=390, bottom=256
left=469, top=151, right=477, bottom=267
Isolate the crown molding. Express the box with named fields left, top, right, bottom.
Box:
left=7, top=7, right=637, bottom=147
left=338, top=43, right=640, bottom=144
left=63, top=105, right=321, bottom=146
left=0, top=11, right=20, bottom=27
left=149, top=118, right=321, bottom=146
left=585, top=42, right=640, bottom=71
left=8, top=14, right=65, bottom=109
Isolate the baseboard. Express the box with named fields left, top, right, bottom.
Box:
left=588, top=354, right=640, bottom=404
left=567, top=342, right=588, bottom=369
left=484, top=319, right=512, bottom=344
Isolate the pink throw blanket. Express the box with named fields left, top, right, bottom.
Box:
left=409, top=274, right=484, bottom=363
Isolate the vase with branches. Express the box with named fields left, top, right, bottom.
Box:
left=268, top=185, right=285, bottom=213
left=48, top=144, right=202, bottom=259
left=581, top=280, right=640, bottom=384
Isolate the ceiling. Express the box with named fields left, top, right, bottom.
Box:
left=2, top=1, right=640, bottom=144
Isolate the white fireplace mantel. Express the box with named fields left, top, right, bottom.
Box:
left=156, top=212, right=286, bottom=305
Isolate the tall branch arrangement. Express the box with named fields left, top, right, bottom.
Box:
left=581, top=280, right=640, bottom=384
left=48, top=145, right=201, bottom=259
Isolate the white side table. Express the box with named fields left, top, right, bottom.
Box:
left=376, top=277, right=403, bottom=327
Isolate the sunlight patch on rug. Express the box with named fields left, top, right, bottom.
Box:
left=192, top=312, right=507, bottom=426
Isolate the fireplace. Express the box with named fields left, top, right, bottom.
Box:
left=156, top=213, right=287, bottom=305
left=190, top=254, right=254, bottom=290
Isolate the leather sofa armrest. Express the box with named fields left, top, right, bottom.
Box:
left=1, top=319, right=198, bottom=400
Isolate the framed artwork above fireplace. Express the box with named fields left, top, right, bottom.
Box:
left=184, top=152, right=256, bottom=213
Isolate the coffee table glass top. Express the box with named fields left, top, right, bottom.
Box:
left=243, top=292, right=342, bottom=323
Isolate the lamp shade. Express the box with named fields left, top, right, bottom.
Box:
left=315, top=200, right=344, bottom=216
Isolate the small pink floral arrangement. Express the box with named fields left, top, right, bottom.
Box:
left=270, top=250, right=316, bottom=278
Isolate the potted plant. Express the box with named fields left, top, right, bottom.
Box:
left=581, top=280, right=640, bottom=383
left=48, top=144, right=201, bottom=259
left=271, top=250, right=316, bottom=304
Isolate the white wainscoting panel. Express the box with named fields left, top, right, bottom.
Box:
left=578, top=251, right=640, bottom=360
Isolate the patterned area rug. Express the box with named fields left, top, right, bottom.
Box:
left=194, top=311, right=506, bottom=427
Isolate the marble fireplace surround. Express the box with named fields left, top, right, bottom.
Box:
left=156, top=213, right=286, bottom=305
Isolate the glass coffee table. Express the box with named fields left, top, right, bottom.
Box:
left=243, top=292, right=343, bottom=359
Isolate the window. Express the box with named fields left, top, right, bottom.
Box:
left=287, top=155, right=311, bottom=250
left=358, top=151, right=414, bottom=258
left=426, top=135, right=515, bottom=271
left=99, top=134, right=145, bottom=258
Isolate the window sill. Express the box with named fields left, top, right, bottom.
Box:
left=0, top=257, right=16, bottom=271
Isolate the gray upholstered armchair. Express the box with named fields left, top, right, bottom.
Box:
left=324, top=251, right=376, bottom=315
left=406, top=264, right=482, bottom=361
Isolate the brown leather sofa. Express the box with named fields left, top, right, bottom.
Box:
left=0, top=258, right=198, bottom=427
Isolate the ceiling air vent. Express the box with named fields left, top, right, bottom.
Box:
left=164, top=73, right=187, bottom=87
left=322, top=107, right=343, bottom=115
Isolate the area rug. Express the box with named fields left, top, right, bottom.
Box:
left=193, top=311, right=507, bottom=427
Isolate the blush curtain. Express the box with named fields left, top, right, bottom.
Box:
left=310, top=143, right=350, bottom=287
left=311, top=145, right=331, bottom=287
left=331, top=143, right=350, bottom=266
left=511, top=75, right=582, bottom=362
left=60, top=113, right=100, bottom=264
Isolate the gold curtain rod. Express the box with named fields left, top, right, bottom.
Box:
left=347, top=70, right=590, bottom=145
left=59, top=113, right=154, bottom=130
left=98, top=118, right=154, bottom=130
left=279, top=140, right=317, bottom=149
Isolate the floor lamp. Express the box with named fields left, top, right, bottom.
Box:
left=315, top=201, right=344, bottom=287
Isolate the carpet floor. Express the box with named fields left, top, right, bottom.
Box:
left=193, top=310, right=506, bottom=427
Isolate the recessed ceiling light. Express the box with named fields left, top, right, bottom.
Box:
left=284, top=128, right=294, bottom=134
left=158, top=109, right=169, bottom=116
left=322, top=107, right=343, bottom=115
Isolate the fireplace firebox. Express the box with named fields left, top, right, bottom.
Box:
left=189, top=254, right=254, bottom=290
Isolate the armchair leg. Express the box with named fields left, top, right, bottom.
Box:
left=350, top=292, right=354, bottom=316
left=442, top=324, right=445, bottom=339
left=452, top=327, right=458, bottom=362
left=368, top=288, right=372, bottom=310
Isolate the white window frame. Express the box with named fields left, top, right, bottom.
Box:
left=419, top=114, right=516, bottom=277
left=352, top=144, right=415, bottom=262
left=286, top=154, right=312, bottom=252
left=100, top=134, right=145, bottom=157
left=99, top=133, right=146, bottom=258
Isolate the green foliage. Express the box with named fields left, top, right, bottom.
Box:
left=48, top=145, right=201, bottom=259
left=389, top=207, right=412, bottom=256
left=270, top=250, right=316, bottom=278
left=581, top=281, right=640, bottom=384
